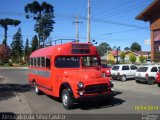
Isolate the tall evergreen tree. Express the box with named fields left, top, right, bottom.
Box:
left=11, top=27, right=23, bottom=63
left=24, top=38, right=30, bottom=61
left=0, top=18, right=21, bottom=46
left=31, top=35, right=38, bottom=52
left=25, top=1, right=55, bottom=48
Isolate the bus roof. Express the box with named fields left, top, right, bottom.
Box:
left=30, top=42, right=98, bottom=58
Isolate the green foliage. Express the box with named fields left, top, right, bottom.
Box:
left=120, top=52, right=126, bottom=63
left=25, top=1, right=55, bottom=47
left=139, top=55, right=146, bottom=63
left=129, top=54, right=137, bottom=64
left=124, top=47, right=130, bottom=51
left=97, top=42, right=111, bottom=56
left=130, top=42, right=141, bottom=52
left=0, top=18, right=21, bottom=45
left=24, top=38, right=30, bottom=62
left=11, top=27, right=23, bottom=63
left=31, top=35, right=39, bottom=52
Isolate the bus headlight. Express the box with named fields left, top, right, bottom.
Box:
left=78, top=82, right=84, bottom=89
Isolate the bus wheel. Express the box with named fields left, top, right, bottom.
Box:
left=61, top=89, right=73, bottom=109
left=34, top=82, right=42, bottom=95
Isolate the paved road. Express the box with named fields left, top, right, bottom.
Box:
left=0, top=69, right=160, bottom=114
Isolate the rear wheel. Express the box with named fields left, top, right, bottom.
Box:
left=157, top=84, right=160, bottom=87
left=61, top=89, right=74, bottom=109
left=147, top=78, right=155, bottom=85
left=135, top=80, right=140, bottom=83
left=121, top=75, right=126, bottom=82
left=33, top=82, right=42, bottom=95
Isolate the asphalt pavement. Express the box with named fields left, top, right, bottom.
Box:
left=0, top=69, right=160, bottom=115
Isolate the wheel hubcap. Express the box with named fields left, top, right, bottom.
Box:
left=122, top=76, right=126, bottom=81
left=35, top=85, right=38, bottom=93
left=62, top=94, right=68, bottom=106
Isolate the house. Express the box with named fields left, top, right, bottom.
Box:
left=136, top=0, right=160, bottom=62
left=104, top=50, right=151, bottom=63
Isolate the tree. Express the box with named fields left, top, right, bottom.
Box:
left=139, top=55, right=146, bottom=63
left=31, top=35, right=38, bottom=52
left=129, top=54, right=137, bottom=64
left=0, top=44, right=10, bottom=64
left=11, top=27, right=23, bottom=63
left=24, top=38, right=30, bottom=62
left=124, top=47, right=130, bottom=51
left=97, top=42, right=111, bottom=56
left=120, top=52, right=126, bottom=63
left=24, top=1, right=55, bottom=48
left=0, top=18, right=21, bottom=45
left=130, top=42, right=141, bottom=52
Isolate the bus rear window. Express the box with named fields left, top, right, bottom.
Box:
left=55, top=56, right=80, bottom=68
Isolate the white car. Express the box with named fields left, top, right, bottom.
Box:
left=111, top=64, right=138, bottom=81
left=135, top=65, right=160, bottom=85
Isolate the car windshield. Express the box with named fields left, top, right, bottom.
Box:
left=102, top=64, right=110, bottom=68
left=112, top=66, right=120, bottom=70
left=137, top=67, right=148, bottom=72
left=82, top=56, right=100, bottom=67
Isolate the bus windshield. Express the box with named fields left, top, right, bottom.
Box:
left=55, top=56, right=99, bottom=68
left=81, top=56, right=99, bottom=67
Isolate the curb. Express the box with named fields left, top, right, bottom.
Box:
left=0, top=67, right=28, bottom=70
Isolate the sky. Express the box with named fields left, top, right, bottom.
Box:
left=0, top=0, right=154, bottom=51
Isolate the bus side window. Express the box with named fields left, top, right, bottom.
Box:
left=37, top=57, right=40, bottom=67
left=34, top=58, right=36, bottom=67
left=46, top=58, right=50, bottom=69
left=41, top=57, right=45, bottom=67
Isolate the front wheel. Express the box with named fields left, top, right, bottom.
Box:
left=157, top=84, right=160, bottom=87
left=61, top=89, right=74, bottom=109
left=147, top=78, right=155, bottom=85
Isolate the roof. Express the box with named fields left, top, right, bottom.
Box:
left=136, top=0, right=160, bottom=21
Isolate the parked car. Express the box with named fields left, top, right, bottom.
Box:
left=101, top=64, right=111, bottom=77
left=155, top=69, right=160, bottom=87
left=135, top=65, right=160, bottom=85
left=111, top=64, right=138, bottom=81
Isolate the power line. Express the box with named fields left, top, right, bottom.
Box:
left=99, top=1, right=150, bottom=19
left=92, top=0, right=135, bottom=17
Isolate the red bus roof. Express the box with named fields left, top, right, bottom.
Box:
left=30, top=42, right=98, bottom=58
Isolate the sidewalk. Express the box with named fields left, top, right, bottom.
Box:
left=0, top=76, right=32, bottom=113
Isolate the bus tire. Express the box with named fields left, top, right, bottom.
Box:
left=34, top=82, right=42, bottom=95
left=61, top=89, right=73, bottom=110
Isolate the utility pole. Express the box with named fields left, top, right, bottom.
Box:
left=73, top=15, right=82, bottom=42
left=87, top=0, right=91, bottom=43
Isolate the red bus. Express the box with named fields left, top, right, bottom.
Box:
left=28, top=42, right=114, bottom=109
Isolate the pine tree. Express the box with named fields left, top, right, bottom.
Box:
left=11, top=27, right=23, bottom=63
left=24, top=38, right=30, bottom=62
left=31, top=35, right=38, bottom=52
